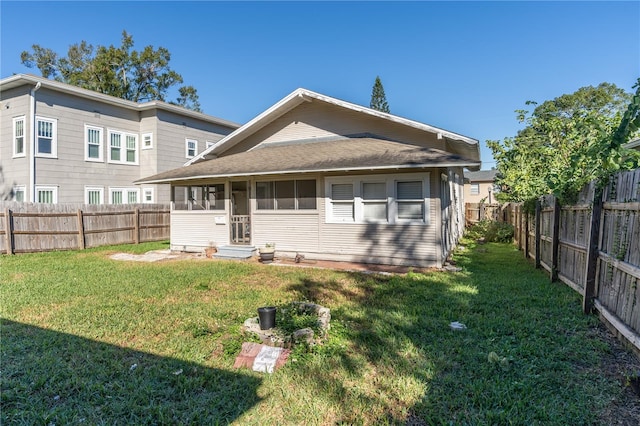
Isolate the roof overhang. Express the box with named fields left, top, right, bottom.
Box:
left=138, top=137, right=481, bottom=184
left=186, top=87, right=480, bottom=165
left=0, top=74, right=240, bottom=128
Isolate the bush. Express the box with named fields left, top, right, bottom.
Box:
left=466, top=220, right=514, bottom=243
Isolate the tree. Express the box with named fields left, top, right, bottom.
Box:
left=487, top=82, right=639, bottom=207
left=370, top=76, right=390, bottom=113
left=20, top=31, right=201, bottom=111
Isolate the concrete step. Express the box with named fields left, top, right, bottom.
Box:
left=214, top=245, right=256, bottom=260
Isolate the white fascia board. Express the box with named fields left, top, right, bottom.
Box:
left=140, top=160, right=482, bottom=184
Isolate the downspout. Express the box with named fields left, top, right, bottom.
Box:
left=29, top=81, right=42, bottom=202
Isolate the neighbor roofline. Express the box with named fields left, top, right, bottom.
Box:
left=0, top=74, right=240, bottom=128
left=185, top=87, right=479, bottom=165
left=137, top=161, right=482, bottom=184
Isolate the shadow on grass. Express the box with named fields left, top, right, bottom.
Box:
left=1, top=319, right=262, bottom=424
left=287, top=267, right=477, bottom=423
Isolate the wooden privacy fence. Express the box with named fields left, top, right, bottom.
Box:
left=0, top=203, right=170, bottom=254
left=511, top=169, right=640, bottom=353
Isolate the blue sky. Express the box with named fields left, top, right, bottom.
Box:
left=2, top=1, right=639, bottom=168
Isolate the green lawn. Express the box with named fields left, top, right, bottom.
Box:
left=0, top=241, right=628, bottom=424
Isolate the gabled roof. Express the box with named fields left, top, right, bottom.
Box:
left=186, top=87, right=480, bottom=166
left=0, top=74, right=240, bottom=129
left=137, top=136, right=480, bottom=184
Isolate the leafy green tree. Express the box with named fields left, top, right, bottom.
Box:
left=370, top=76, right=390, bottom=113
left=487, top=82, right=639, bottom=206
left=21, top=31, right=201, bottom=111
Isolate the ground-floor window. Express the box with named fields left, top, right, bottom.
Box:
left=325, top=173, right=430, bottom=224
left=109, top=187, right=139, bottom=204
left=12, top=185, right=26, bottom=202
left=85, top=186, right=104, bottom=205
left=35, top=185, right=58, bottom=204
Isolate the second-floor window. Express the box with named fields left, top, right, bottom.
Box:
left=85, top=125, right=104, bottom=162
left=185, top=139, right=197, bottom=158
left=108, top=130, right=138, bottom=164
left=13, top=116, right=25, bottom=157
left=470, top=183, right=480, bottom=195
left=36, top=117, right=57, bottom=158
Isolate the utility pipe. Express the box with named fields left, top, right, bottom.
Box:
left=29, top=81, right=41, bottom=202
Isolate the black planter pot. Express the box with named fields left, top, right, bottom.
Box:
left=257, top=306, right=276, bottom=330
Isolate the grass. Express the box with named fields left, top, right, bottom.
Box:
left=0, top=240, right=626, bottom=424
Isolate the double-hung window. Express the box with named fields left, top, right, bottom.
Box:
left=326, top=174, right=429, bottom=224
left=396, top=180, right=424, bottom=221
left=13, top=116, right=25, bottom=157
left=108, top=130, right=138, bottom=164
left=470, top=183, right=480, bottom=195
left=362, top=182, right=387, bottom=221
left=328, top=183, right=354, bottom=222
left=185, top=139, right=197, bottom=158
left=85, top=125, right=103, bottom=161
left=13, top=185, right=26, bottom=202
left=36, top=117, right=57, bottom=157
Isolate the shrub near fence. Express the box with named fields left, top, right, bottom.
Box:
left=510, top=169, right=640, bottom=354
left=0, top=203, right=170, bottom=254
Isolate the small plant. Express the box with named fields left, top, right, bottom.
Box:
left=465, top=220, right=514, bottom=243
left=276, top=302, right=322, bottom=336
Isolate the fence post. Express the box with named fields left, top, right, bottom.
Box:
left=551, top=196, right=561, bottom=282
left=4, top=208, right=14, bottom=255
left=583, top=187, right=603, bottom=314
left=76, top=209, right=85, bottom=250
left=517, top=205, right=522, bottom=251
left=524, top=209, right=530, bottom=258
left=535, top=200, right=541, bottom=268
left=134, top=207, right=140, bottom=244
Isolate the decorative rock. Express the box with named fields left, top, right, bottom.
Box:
left=292, top=328, right=314, bottom=345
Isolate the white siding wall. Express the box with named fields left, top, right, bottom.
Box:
left=170, top=211, right=230, bottom=251
left=0, top=87, right=30, bottom=199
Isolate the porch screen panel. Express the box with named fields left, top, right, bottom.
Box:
left=256, top=182, right=274, bottom=210
left=296, top=179, right=317, bottom=210
left=275, top=180, right=295, bottom=210
left=207, top=184, right=225, bottom=210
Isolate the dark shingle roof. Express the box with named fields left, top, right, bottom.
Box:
left=464, top=169, right=498, bottom=183
left=138, top=137, right=480, bottom=184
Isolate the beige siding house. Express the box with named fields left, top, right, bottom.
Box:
left=138, top=88, right=481, bottom=267
left=0, top=74, right=239, bottom=204
left=464, top=169, right=498, bottom=204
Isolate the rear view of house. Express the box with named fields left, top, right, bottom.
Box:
left=0, top=74, right=239, bottom=204
left=139, top=88, right=480, bottom=267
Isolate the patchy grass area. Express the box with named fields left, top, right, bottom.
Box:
left=1, top=241, right=637, bottom=424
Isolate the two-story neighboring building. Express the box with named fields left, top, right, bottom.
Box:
left=463, top=169, right=498, bottom=204
left=0, top=74, right=239, bottom=204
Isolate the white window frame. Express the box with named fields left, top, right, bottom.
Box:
left=143, top=187, right=154, bottom=203
left=109, top=187, right=140, bottom=204
left=185, top=139, right=197, bottom=158
left=142, top=133, right=153, bottom=150
left=325, top=173, right=430, bottom=225
left=12, top=185, right=26, bottom=202
left=35, top=116, right=57, bottom=158
left=85, top=186, right=104, bottom=205
left=470, top=183, right=480, bottom=195
left=85, top=125, right=104, bottom=162
left=108, top=129, right=138, bottom=164
left=35, top=185, right=58, bottom=204
left=13, top=116, right=26, bottom=158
